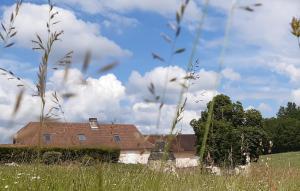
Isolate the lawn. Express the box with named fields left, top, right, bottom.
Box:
left=0, top=152, right=299, bottom=191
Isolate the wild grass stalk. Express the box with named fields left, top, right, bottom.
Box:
left=31, top=0, right=65, bottom=150
left=159, top=0, right=212, bottom=166
left=0, top=0, right=22, bottom=49
left=291, top=17, right=300, bottom=48
left=152, top=1, right=190, bottom=134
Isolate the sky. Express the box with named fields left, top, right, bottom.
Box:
left=0, top=0, right=300, bottom=143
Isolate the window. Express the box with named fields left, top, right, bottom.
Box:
left=113, top=135, right=121, bottom=143
left=89, top=118, right=99, bottom=129
left=90, top=121, right=98, bottom=129
left=78, top=134, right=87, bottom=141
left=43, top=134, right=51, bottom=144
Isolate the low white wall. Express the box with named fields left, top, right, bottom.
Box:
left=119, top=151, right=150, bottom=164
left=175, top=157, right=199, bottom=168
left=119, top=151, right=199, bottom=168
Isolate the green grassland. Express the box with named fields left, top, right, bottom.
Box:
left=0, top=152, right=299, bottom=191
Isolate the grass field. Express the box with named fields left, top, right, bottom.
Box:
left=0, top=152, right=299, bottom=191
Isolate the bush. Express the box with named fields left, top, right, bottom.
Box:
left=42, top=151, right=62, bottom=165
left=80, top=155, right=96, bottom=166
left=0, top=146, right=120, bottom=164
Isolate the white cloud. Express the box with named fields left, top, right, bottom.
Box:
left=127, top=66, right=218, bottom=104
left=49, top=69, right=126, bottom=121
left=0, top=74, right=41, bottom=143
left=291, top=89, right=300, bottom=105
left=232, top=0, right=299, bottom=50
left=245, top=105, right=255, bottom=110
left=0, top=68, right=127, bottom=143
left=54, top=0, right=205, bottom=33
left=221, top=68, right=241, bottom=81
left=126, top=66, right=218, bottom=134
left=102, top=13, right=139, bottom=35
left=258, top=103, right=272, bottom=113
left=203, top=1, right=300, bottom=82
left=272, top=61, right=300, bottom=82
left=131, top=102, right=197, bottom=135
left=1, top=3, right=131, bottom=62
left=57, top=0, right=202, bottom=22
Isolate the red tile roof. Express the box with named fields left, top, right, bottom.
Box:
left=146, top=134, right=197, bottom=153
left=14, top=122, right=153, bottom=150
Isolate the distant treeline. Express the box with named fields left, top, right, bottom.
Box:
left=263, top=102, right=300, bottom=153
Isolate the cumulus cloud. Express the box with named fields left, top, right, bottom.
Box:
left=258, top=103, right=272, bottom=113
left=1, top=3, right=131, bottom=62
left=272, top=61, right=300, bottom=82
left=221, top=68, right=241, bottom=81
left=126, top=66, right=218, bottom=133
left=49, top=69, right=126, bottom=121
left=0, top=68, right=127, bottom=143
left=0, top=73, right=41, bottom=142
left=127, top=66, right=218, bottom=104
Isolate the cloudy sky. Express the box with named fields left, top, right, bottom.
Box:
left=0, top=0, right=300, bottom=143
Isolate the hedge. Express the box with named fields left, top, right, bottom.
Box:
left=0, top=146, right=120, bottom=164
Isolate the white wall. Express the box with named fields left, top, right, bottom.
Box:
left=119, top=151, right=199, bottom=168
left=175, top=157, right=199, bottom=168
left=119, top=151, right=150, bottom=164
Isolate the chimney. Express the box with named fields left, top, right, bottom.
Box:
left=89, top=118, right=99, bottom=129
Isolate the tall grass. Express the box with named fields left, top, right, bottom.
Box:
left=1, top=152, right=300, bottom=190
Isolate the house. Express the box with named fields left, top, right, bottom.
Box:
left=146, top=134, right=199, bottom=168
left=13, top=118, right=153, bottom=164
left=13, top=118, right=199, bottom=167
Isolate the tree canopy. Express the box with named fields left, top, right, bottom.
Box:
left=191, top=94, right=268, bottom=167
left=263, top=102, right=300, bottom=153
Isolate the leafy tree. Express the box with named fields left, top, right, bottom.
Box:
left=191, top=94, right=267, bottom=167
left=244, top=109, right=263, bottom=128
left=263, top=103, right=300, bottom=153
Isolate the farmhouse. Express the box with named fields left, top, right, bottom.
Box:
left=13, top=118, right=153, bottom=164
left=13, top=118, right=198, bottom=167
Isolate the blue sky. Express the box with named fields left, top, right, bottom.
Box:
left=0, top=0, right=300, bottom=143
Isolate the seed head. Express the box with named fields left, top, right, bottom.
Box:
left=291, top=17, right=300, bottom=37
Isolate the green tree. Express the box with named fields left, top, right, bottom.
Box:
left=191, top=94, right=267, bottom=167
left=244, top=109, right=263, bottom=128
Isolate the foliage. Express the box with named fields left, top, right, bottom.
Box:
left=263, top=102, right=300, bottom=153
left=0, top=147, right=120, bottom=164
left=42, top=151, right=62, bottom=165
left=191, top=94, right=268, bottom=167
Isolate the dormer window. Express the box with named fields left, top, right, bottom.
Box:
left=89, top=118, right=98, bottom=129
left=78, top=134, right=87, bottom=141
left=113, top=134, right=121, bottom=143
left=43, top=134, right=51, bottom=144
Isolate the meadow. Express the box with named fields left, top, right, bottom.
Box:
left=0, top=152, right=299, bottom=191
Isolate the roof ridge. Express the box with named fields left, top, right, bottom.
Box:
left=27, top=121, right=135, bottom=126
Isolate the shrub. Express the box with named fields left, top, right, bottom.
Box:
left=0, top=146, right=120, bottom=164
left=42, top=151, right=62, bottom=165
left=80, top=155, right=96, bottom=166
